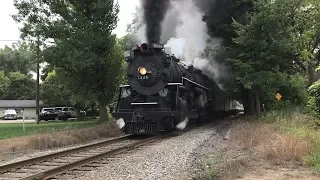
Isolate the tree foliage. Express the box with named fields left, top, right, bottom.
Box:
left=13, top=0, right=123, bottom=121
left=201, top=0, right=319, bottom=115
left=0, top=42, right=37, bottom=100
left=0, top=71, right=36, bottom=100
left=0, top=41, right=36, bottom=75
left=40, top=70, right=72, bottom=106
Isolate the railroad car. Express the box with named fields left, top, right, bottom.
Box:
left=112, top=43, right=242, bottom=135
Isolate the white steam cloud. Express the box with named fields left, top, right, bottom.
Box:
left=162, top=0, right=227, bottom=80
left=131, top=0, right=228, bottom=81
left=176, top=117, right=189, bottom=130
left=116, top=118, right=125, bottom=129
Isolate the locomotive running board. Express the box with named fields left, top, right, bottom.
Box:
left=120, top=83, right=183, bottom=88
left=131, top=102, right=159, bottom=105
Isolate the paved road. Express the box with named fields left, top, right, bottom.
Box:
left=0, top=119, right=36, bottom=124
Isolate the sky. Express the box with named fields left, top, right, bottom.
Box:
left=0, top=0, right=140, bottom=48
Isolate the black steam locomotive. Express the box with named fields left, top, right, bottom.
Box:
left=112, top=43, right=235, bottom=135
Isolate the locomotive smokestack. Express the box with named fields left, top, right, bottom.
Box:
left=142, top=0, right=170, bottom=43
left=140, top=43, right=149, bottom=52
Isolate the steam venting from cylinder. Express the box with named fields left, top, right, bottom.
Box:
left=176, top=117, right=189, bottom=130
left=116, top=118, right=125, bottom=129
left=142, top=0, right=170, bottom=43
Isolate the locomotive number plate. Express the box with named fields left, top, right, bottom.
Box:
left=138, top=76, right=149, bottom=80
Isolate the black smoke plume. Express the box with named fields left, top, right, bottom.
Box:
left=142, top=0, right=170, bottom=43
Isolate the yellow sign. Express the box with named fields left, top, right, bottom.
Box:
left=276, top=93, right=282, bottom=100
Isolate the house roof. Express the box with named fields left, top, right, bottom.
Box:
left=0, top=100, right=45, bottom=108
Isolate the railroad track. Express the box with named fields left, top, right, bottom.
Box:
left=0, top=115, right=240, bottom=180
left=0, top=135, right=161, bottom=180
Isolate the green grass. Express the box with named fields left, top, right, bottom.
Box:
left=263, top=109, right=320, bottom=171
left=0, top=119, right=100, bottom=140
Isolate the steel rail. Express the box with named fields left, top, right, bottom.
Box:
left=0, top=135, right=132, bottom=174
left=20, top=136, right=159, bottom=180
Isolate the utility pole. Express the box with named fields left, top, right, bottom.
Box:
left=36, top=35, right=40, bottom=124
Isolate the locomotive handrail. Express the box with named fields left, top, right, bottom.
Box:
left=182, top=77, right=210, bottom=90
left=167, top=83, right=183, bottom=85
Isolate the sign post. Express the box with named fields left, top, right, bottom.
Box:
left=22, top=109, right=25, bottom=132
left=275, top=93, right=282, bottom=111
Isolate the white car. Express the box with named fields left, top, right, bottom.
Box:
left=3, top=109, right=18, bottom=120
left=54, top=107, right=78, bottom=118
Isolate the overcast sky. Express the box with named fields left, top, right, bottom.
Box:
left=0, top=0, right=140, bottom=48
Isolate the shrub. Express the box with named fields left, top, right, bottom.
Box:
left=308, top=81, right=320, bottom=118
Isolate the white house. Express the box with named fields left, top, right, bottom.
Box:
left=0, top=100, right=45, bottom=119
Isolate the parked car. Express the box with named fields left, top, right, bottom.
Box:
left=40, top=109, right=69, bottom=121
left=54, top=107, right=78, bottom=118
left=41, top=107, right=56, bottom=114
left=3, top=109, right=18, bottom=120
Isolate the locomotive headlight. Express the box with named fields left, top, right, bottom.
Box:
left=138, top=67, right=147, bottom=76
left=159, top=88, right=168, bottom=97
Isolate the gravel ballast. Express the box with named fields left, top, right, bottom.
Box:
left=81, top=124, right=223, bottom=180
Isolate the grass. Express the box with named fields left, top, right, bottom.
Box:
left=0, top=119, right=123, bottom=153
left=27, top=121, right=123, bottom=150
left=0, top=119, right=100, bottom=140
left=194, top=108, right=320, bottom=179
left=231, top=110, right=320, bottom=169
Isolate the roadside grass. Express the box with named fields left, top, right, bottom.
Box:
left=0, top=119, right=100, bottom=140
left=27, top=121, right=123, bottom=150
left=231, top=109, right=320, bottom=170
left=0, top=120, right=123, bottom=154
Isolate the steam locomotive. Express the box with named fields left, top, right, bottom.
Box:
left=112, top=43, right=241, bottom=135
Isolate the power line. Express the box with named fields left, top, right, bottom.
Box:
left=0, top=40, right=21, bottom=41
left=0, top=40, right=33, bottom=42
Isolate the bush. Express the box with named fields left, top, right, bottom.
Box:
left=308, top=81, right=320, bottom=118
left=261, top=74, right=308, bottom=111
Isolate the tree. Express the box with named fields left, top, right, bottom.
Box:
left=13, top=0, right=123, bottom=121
left=40, top=70, right=72, bottom=106
left=0, top=41, right=36, bottom=75
left=2, top=71, right=36, bottom=100
left=40, top=69, right=97, bottom=118
left=0, top=71, right=10, bottom=99
left=292, top=0, right=320, bottom=85
left=227, top=0, right=307, bottom=115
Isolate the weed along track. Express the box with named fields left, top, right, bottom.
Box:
left=0, top=135, right=162, bottom=180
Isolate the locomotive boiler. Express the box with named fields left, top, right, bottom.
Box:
left=112, top=43, right=229, bottom=135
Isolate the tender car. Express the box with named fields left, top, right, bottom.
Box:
left=40, top=109, right=69, bottom=121
left=3, top=109, right=18, bottom=120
